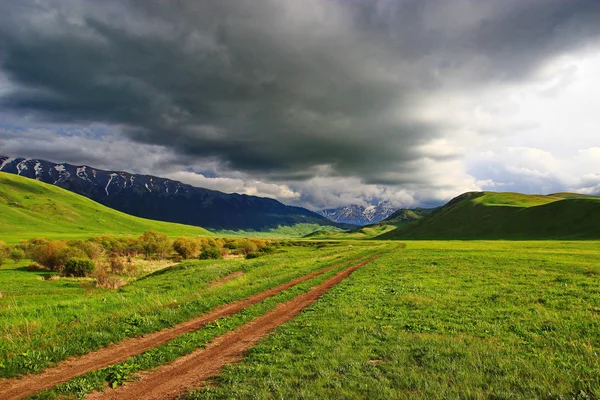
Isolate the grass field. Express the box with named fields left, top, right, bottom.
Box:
left=183, top=241, right=600, bottom=399
left=0, top=240, right=597, bottom=399
left=0, top=172, right=211, bottom=243
left=0, top=242, right=383, bottom=385
left=214, top=223, right=346, bottom=238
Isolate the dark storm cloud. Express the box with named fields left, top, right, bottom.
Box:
left=1, top=0, right=600, bottom=184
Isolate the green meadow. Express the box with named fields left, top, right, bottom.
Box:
left=0, top=242, right=382, bottom=380
left=186, top=241, right=600, bottom=399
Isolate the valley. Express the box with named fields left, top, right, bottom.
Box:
left=0, top=162, right=599, bottom=400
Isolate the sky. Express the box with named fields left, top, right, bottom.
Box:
left=1, top=0, right=599, bottom=210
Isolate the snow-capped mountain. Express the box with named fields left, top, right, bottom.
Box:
left=0, top=155, right=344, bottom=231
left=317, top=202, right=398, bottom=226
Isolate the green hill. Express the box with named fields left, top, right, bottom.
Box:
left=302, top=207, right=435, bottom=240
left=0, top=172, right=211, bottom=242
left=379, top=207, right=435, bottom=226
left=378, top=191, right=600, bottom=240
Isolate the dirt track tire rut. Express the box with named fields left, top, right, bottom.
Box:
left=0, top=256, right=365, bottom=400
left=90, top=255, right=380, bottom=400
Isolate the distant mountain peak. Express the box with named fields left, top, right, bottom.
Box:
left=317, top=201, right=398, bottom=225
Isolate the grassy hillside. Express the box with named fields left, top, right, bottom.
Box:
left=304, top=224, right=395, bottom=240
left=379, top=191, right=600, bottom=240
left=0, top=172, right=211, bottom=242
left=304, top=208, right=434, bottom=240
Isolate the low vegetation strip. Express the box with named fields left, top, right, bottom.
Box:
left=88, top=255, right=381, bottom=400
left=0, top=254, right=369, bottom=400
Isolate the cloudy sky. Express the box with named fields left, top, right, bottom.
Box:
left=1, top=0, right=600, bottom=210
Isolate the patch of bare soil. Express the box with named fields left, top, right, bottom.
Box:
left=89, top=255, right=380, bottom=400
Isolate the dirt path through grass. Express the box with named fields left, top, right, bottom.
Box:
left=88, top=255, right=380, bottom=400
left=207, top=270, right=244, bottom=288
left=0, top=256, right=365, bottom=400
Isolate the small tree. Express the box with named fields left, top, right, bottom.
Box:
left=63, top=258, right=96, bottom=277
left=9, top=248, right=25, bottom=263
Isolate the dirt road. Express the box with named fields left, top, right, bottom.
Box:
left=0, top=256, right=365, bottom=400
left=90, top=255, right=379, bottom=400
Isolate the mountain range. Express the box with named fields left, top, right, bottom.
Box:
left=0, top=156, right=347, bottom=231
left=316, top=202, right=398, bottom=225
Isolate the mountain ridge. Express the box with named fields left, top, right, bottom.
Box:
left=0, top=155, right=347, bottom=231
left=316, top=201, right=398, bottom=225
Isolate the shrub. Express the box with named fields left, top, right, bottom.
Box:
left=56, top=246, right=88, bottom=267
left=137, top=230, right=171, bottom=259
left=63, top=258, right=96, bottom=277
left=199, top=247, right=222, bottom=260
left=81, top=241, right=104, bottom=259
left=109, top=255, right=125, bottom=274
left=9, top=248, right=25, bottom=263
left=239, top=239, right=259, bottom=255
left=94, top=267, right=125, bottom=289
left=173, top=237, right=201, bottom=259
left=245, top=252, right=261, bottom=259
left=31, top=241, right=67, bottom=271
left=0, top=241, right=9, bottom=265
left=259, top=246, right=275, bottom=254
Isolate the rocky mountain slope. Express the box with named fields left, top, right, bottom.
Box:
left=0, top=156, right=344, bottom=231
left=316, top=202, right=398, bottom=225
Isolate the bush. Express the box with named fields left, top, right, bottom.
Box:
left=199, top=247, right=222, bottom=260
left=245, top=252, right=261, bottom=259
left=81, top=241, right=104, bottom=259
left=63, top=258, right=96, bottom=277
left=137, top=230, right=171, bottom=259
left=31, top=241, right=67, bottom=271
left=239, top=239, right=259, bottom=255
left=94, top=267, right=125, bottom=289
left=56, top=246, right=88, bottom=268
left=109, top=255, right=125, bottom=274
left=9, top=248, right=25, bottom=263
left=259, top=246, right=275, bottom=254
left=0, top=241, right=9, bottom=265
left=173, top=237, right=201, bottom=259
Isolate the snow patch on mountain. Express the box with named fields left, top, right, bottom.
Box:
left=0, top=157, right=14, bottom=170
left=317, top=201, right=398, bottom=225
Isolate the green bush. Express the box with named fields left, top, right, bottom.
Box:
left=259, top=246, right=275, bottom=254
left=137, top=230, right=171, bottom=259
left=198, top=247, right=222, bottom=260
left=9, top=248, right=25, bottom=263
left=245, top=252, right=261, bottom=259
left=63, top=258, right=96, bottom=277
